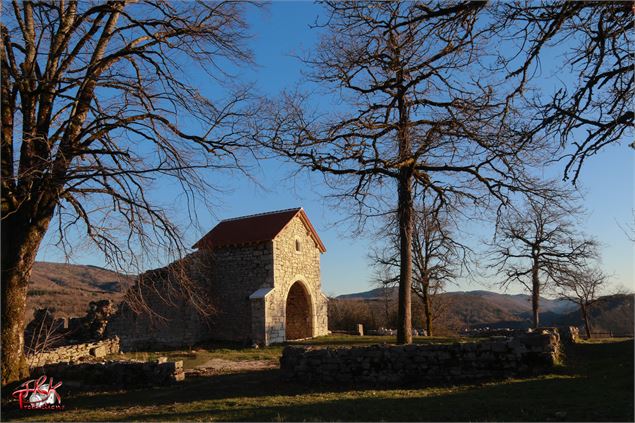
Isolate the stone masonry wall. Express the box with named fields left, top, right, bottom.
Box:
left=107, top=243, right=273, bottom=349
left=264, top=215, right=329, bottom=344
left=31, top=358, right=184, bottom=387
left=27, top=337, right=120, bottom=368
left=205, top=242, right=274, bottom=343
left=106, top=252, right=214, bottom=350
left=107, top=298, right=206, bottom=351
left=468, top=326, right=580, bottom=344
left=281, top=331, right=560, bottom=384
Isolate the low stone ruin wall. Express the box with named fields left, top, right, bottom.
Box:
left=27, top=337, right=120, bottom=367
left=25, top=301, right=118, bottom=351
left=465, top=328, right=533, bottom=337
left=281, top=331, right=560, bottom=385
left=555, top=326, right=579, bottom=343
left=467, top=326, right=579, bottom=344
left=30, top=358, right=184, bottom=388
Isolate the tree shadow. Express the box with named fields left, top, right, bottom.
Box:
left=0, top=368, right=581, bottom=421
left=105, top=372, right=633, bottom=422
left=3, top=340, right=631, bottom=422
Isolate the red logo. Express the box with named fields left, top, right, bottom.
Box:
left=11, top=375, right=64, bottom=410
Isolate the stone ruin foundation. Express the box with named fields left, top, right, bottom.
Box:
left=466, top=326, right=579, bottom=344
left=31, top=358, right=184, bottom=388
left=67, top=299, right=117, bottom=342
left=25, top=300, right=118, bottom=356
left=27, top=337, right=121, bottom=368
left=281, top=329, right=561, bottom=385
left=24, top=303, right=187, bottom=388
left=25, top=335, right=186, bottom=389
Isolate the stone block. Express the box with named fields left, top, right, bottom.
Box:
left=89, top=345, right=108, bottom=357
left=355, top=324, right=364, bottom=336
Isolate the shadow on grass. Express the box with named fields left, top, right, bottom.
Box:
left=82, top=369, right=634, bottom=422
left=3, top=339, right=632, bottom=422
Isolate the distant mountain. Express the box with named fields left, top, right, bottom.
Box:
left=338, top=287, right=395, bottom=301
left=338, top=287, right=577, bottom=314
left=335, top=287, right=631, bottom=334
left=27, top=261, right=133, bottom=319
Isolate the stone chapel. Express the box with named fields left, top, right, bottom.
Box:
left=107, top=208, right=329, bottom=349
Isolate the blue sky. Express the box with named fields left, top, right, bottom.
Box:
left=37, top=2, right=634, bottom=297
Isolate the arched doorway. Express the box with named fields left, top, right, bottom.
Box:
left=285, top=281, right=313, bottom=340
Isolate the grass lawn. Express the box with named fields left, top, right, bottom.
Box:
left=107, top=335, right=465, bottom=369
left=2, top=336, right=632, bottom=422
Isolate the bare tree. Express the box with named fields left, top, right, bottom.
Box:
left=259, top=1, right=549, bottom=344
left=24, top=308, right=66, bottom=366
left=1, top=1, right=256, bottom=384
left=557, top=265, right=608, bottom=339
left=618, top=210, right=635, bottom=243
left=493, top=1, right=633, bottom=183
left=410, top=206, right=471, bottom=337
left=488, top=198, right=598, bottom=328
left=372, top=195, right=471, bottom=336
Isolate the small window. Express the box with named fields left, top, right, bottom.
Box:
left=295, top=239, right=301, bottom=252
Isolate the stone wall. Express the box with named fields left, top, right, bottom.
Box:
left=67, top=300, right=116, bottom=342
left=107, top=243, right=273, bottom=349
left=31, top=358, right=184, bottom=387
left=205, top=242, right=274, bottom=343
left=556, top=326, right=580, bottom=343
left=103, top=240, right=269, bottom=349
left=280, top=332, right=560, bottom=384
left=467, top=326, right=579, bottom=344
left=262, top=215, right=329, bottom=344
left=106, top=295, right=208, bottom=351
left=106, top=253, right=214, bottom=350
left=27, top=337, right=120, bottom=368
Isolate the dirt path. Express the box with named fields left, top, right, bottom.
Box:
left=186, top=358, right=278, bottom=377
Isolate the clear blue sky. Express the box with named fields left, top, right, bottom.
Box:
left=37, top=2, right=634, bottom=297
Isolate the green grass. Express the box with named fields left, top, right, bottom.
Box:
left=2, top=337, right=632, bottom=422
left=290, top=334, right=466, bottom=346
left=111, top=347, right=284, bottom=369
left=108, top=335, right=465, bottom=370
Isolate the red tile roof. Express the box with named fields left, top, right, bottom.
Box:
left=192, top=208, right=326, bottom=252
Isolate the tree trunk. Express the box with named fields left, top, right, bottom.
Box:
left=1, top=208, right=54, bottom=385
left=531, top=262, right=540, bottom=329
left=397, top=170, right=413, bottom=344
left=422, top=284, right=432, bottom=337
left=393, top=24, right=414, bottom=343
left=581, top=304, right=591, bottom=339
left=383, top=285, right=390, bottom=324
left=395, top=60, right=413, bottom=344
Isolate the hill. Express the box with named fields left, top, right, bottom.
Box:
left=335, top=287, right=632, bottom=335
left=27, top=261, right=133, bottom=319
left=338, top=287, right=576, bottom=314
left=551, top=294, right=635, bottom=335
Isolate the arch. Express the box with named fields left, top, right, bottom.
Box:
left=285, top=281, right=313, bottom=340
